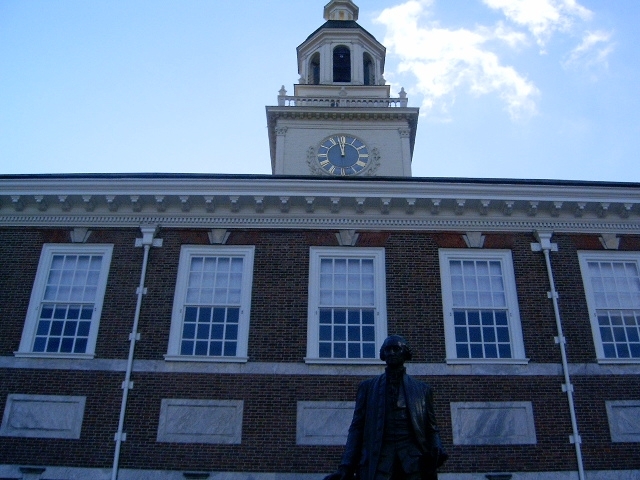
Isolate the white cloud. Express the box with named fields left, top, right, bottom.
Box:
left=376, top=0, right=539, bottom=120
left=488, top=22, right=529, bottom=48
left=482, top=0, right=592, bottom=50
left=564, top=30, right=614, bottom=69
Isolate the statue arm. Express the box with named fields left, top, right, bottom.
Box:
left=423, top=385, right=448, bottom=468
left=424, top=385, right=439, bottom=433
left=340, top=380, right=369, bottom=469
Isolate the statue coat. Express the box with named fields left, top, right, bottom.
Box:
left=340, top=372, right=446, bottom=480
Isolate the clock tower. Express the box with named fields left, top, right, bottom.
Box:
left=266, top=0, right=419, bottom=177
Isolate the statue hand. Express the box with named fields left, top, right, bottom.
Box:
left=431, top=446, right=449, bottom=468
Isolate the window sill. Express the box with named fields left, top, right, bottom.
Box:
left=14, top=352, right=95, bottom=360
left=596, top=358, right=640, bottom=365
left=163, top=355, right=249, bottom=363
left=446, top=358, right=530, bottom=366
left=305, top=357, right=385, bottom=366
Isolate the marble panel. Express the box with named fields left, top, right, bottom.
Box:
left=451, top=401, right=536, bottom=445
left=157, top=399, right=243, bottom=444
left=605, top=400, right=640, bottom=442
left=296, top=401, right=355, bottom=445
left=0, top=394, right=85, bottom=439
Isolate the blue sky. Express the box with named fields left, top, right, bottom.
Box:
left=1, top=0, right=639, bottom=182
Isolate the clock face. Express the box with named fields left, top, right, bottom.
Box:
left=317, top=134, right=370, bottom=176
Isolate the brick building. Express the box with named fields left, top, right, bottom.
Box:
left=1, top=1, right=639, bottom=479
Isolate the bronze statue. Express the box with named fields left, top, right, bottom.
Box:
left=325, top=335, right=448, bottom=480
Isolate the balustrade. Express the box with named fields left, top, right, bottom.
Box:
left=277, top=95, right=408, bottom=108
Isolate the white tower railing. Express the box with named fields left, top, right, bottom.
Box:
left=277, top=86, right=409, bottom=108
left=278, top=96, right=408, bottom=108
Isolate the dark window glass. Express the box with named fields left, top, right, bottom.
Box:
left=310, top=53, right=320, bottom=85
left=363, top=53, right=374, bottom=85
left=333, top=46, right=351, bottom=82
left=363, top=343, right=375, bottom=358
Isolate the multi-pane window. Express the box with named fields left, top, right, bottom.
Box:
left=578, top=252, right=640, bottom=362
left=166, top=246, right=254, bottom=362
left=17, top=244, right=113, bottom=358
left=439, top=249, right=526, bottom=363
left=307, top=247, right=387, bottom=363
left=319, top=257, right=376, bottom=359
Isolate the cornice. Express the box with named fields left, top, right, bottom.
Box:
left=1, top=176, right=638, bottom=233
left=1, top=174, right=638, bottom=202
left=1, top=213, right=638, bottom=234
left=265, top=106, right=419, bottom=123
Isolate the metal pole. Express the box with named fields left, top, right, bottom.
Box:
left=111, top=226, right=158, bottom=480
left=533, top=232, right=586, bottom=480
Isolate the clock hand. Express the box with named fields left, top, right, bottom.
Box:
left=338, top=136, right=346, bottom=156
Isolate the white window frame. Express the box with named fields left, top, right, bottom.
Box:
left=439, top=249, right=527, bottom=365
left=578, top=251, right=640, bottom=364
left=165, top=245, right=254, bottom=363
left=16, top=244, right=113, bottom=359
left=306, top=247, right=387, bottom=364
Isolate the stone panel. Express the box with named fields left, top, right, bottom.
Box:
left=296, top=401, right=355, bottom=445
left=0, top=394, right=86, bottom=439
left=157, top=399, right=243, bottom=444
left=606, top=400, right=640, bottom=442
left=450, top=401, right=537, bottom=445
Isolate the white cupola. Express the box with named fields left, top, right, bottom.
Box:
left=323, top=0, right=359, bottom=21
left=297, top=0, right=386, bottom=88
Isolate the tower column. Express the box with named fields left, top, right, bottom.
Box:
left=320, top=44, right=332, bottom=84
left=399, top=127, right=412, bottom=176
left=274, top=126, right=288, bottom=175
left=352, top=43, right=363, bottom=85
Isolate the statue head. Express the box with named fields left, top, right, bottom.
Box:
left=379, top=335, right=413, bottom=366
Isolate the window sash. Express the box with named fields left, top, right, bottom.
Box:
left=579, top=253, right=640, bottom=361
left=440, top=249, right=524, bottom=363
left=308, top=247, right=386, bottom=363
left=19, top=245, right=113, bottom=358
left=180, top=255, right=244, bottom=357
left=449, top=259, right=507, bottom=309
left=33, top=253, right=104, bottom=354
left=180, top=306, right=240, bottom=357
left=168, top=246, right=254, bottom=361
left=318, top=307, right=376, bottom=359
left=452, top=309, right=512, bottom=359
left=596, top=310, right=640, bottom=359
left=319, top=257, right=375, bottom=307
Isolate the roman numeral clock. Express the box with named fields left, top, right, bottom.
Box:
left=266, top=0, right=419, bottom=178
left=316, top=134, right=370, bottom=176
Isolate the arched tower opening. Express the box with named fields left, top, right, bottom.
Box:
left=363, top=52, right=375, bottom=86
left=309, top=53, right=321, bottom=85
left=333, top=45, right=351, bottom=83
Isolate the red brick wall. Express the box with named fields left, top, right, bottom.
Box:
left=0, top=228, right=45, bottom=355
left=1, top=227, right=639, bottom=475
left=574, top=375, right=640, bottom=470
left=0, top=368, right=122, bottom=467
left=109, top=373, right=592, bottom=474
left=385, top=232, right=446, bottom=362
